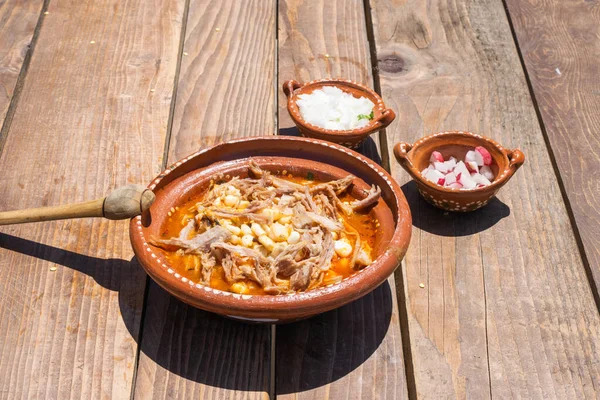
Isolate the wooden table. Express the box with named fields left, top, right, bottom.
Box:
left=1, top=0, right=599, bottom=398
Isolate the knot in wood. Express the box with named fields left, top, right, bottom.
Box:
left=378, top=54, right=405, bottom=74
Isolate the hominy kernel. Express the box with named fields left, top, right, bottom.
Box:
left=241, top=235, right=254, bottom=247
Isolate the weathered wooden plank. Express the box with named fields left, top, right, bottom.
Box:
left=276, top=1, right=408, bottom=398
left=167, top=0, right=276, bottom=162
left=0, top=0, right=44, bottom=130
left=133, top=0, right=276, bottom=398
left=370, top=0, right=600, bottom=398
left=504, top=0, right=600, bottom=301
left=0, top=0, right=185, bottom=398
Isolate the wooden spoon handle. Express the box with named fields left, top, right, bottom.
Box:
left=0, top=184, right=155, bottom=226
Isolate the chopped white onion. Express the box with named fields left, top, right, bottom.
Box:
left=296, top=86, right=375, bottom=131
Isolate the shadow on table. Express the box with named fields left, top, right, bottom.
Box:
left=276, top=280, right=394, bottom=394
left=278, top=127, right=383, bottom=166
left=0, top=232, right=391, bottom=393
left=0, top=232, right=144, bottom=341
left=401, top=180, right=511, bottom=236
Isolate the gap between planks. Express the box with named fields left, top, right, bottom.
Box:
left=362, top=0, right=417, bottom=398
left=129, top=0, right=193, bottom=398
left=0, top=0, right=50, bottom=157
left=271, top=0, right=279, bottom=398
left=500, top=0, right=600, bottom=314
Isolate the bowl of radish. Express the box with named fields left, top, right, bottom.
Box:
left=393, top=131, right=525, bottom=212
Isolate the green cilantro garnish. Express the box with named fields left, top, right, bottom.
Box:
left=306, top=172, right=314, bottom=181
left=357, top=111, right=374, bottom=121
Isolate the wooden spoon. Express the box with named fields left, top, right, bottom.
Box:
left=0, top=185, right=154, bottom=225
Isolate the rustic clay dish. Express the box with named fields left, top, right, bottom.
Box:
left=130, top=136, right=411, bottom=323
left=394, top=131, right=525, bottom=212
left=283, top=78, right=396, bottom=149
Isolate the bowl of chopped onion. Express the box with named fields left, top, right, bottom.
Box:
left=394, top=131, right=525, bottom=212
left=283, top=78, right=396, bottom=149
left=131, top=136, right=411, bottom=323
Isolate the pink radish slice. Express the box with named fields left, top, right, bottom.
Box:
left=473, top=151, right=484, bottom=167
left=434, top=161, right=450, bottom=173
left=454, top=161, right=470, bottom=178
left=466, top=161, right=479, bottom=173
left=444, top=159, right=456, bottom=170
left=480, top=165, right=494, bottom=180
left=448, top=182, right=463, bottom=189
left=459, top=172, right=477, bottom=189
left=437, top=178, right=445, bottom=185
left=472, top=173, right=491, bottom=186
left=430, top=151, right=444, bottom=163
left=465, top=150, right=477, bottom=163
left=475, top=146, right=492, bottom=166
left=445, top=172, right=457, bottom=185
left=424, top=168, right=445, bottom=183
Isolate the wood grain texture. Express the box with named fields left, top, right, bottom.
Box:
left=370, top=0, right=600, bottom=398
left=0, top=0, right=184, bottom=398
left=277, top=1, right=408, bottom=398
left=167, top=0, right=276, bottom=162
left=278, top=0, right=374, bottom=132
left=0, top=0, right=44, bottom=126
left=133, top=0, right=276, bottom=398
left=504, top=0, right=600, bottom=298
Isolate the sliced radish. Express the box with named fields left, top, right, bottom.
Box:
left=475, top=146, right=492, bottom=166
left=444, top=159, right=456, bottom=171
left=472, top=173, right=491, bottom=186
left=430, top=151, right=444, bottom=163
left=424, top=147, right=495, bottom=189
left=480, top=165, right=494, bottom=181
left=424, top=168, right=445, bottom=184
left=473, top=150, right=484, bottom=167
left=465, top=150, right=477, bottom=163
left=459, top=172, right=477, bottom=189
left=454, top=161, right=470, bottom=177
left=434, top=161, right=450, bottom=173
left=466, top=161, right=479, bottom=173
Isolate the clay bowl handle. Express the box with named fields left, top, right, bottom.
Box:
left=372, top=108, right=396, bottom=130
left=393, top=141, right=421, bottom=180
left=0, top=184, right=155, bottom=225
left=503, top=148, right=525, bottom=181
left=283, top=80, right=303, bottom=98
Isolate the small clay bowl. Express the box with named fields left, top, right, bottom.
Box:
left=393, top=131, right=525, bottom=212
left=130, top=136, right=411, bottom=323
left=283, top=78, right=396, bottom=149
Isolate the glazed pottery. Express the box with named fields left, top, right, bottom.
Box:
left=394, top=131, right=525, bottom=212
left=130, top=136, right=412, bottom=323
left=283, top=79, right=396, bottom=149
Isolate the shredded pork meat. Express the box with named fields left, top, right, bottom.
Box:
left=151, top=161, right=381, bottom=294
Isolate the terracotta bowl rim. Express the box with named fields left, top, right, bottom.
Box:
left=285, top=78, right=389, bottom=137
left=403, top=130, right=513, bottom=194
left=130, top=135, right=411, bottom=318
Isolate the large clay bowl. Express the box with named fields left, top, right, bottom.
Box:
left=130, top=136, right=411, bottom=323
left=394, top=131, right=525, bottom=212
left=283, top=78, right=396, bottom=149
